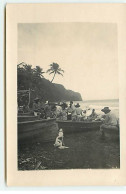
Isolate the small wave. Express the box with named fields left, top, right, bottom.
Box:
left=89, top=104, right=119, bottom=110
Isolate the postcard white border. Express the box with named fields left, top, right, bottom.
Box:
left=6, top=3, right=126, bottom=186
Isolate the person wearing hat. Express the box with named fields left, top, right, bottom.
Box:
left=100, top=107, right=118, bottom=138
left=44, top=101, right=51, bottom=119
left=33, top=97, right=41, bottom=117
left=55, top=102, right=63, bottom=120
left=58, top=102, right=67, bottom=121
left=75, top=103, right=83, bottom=121
left=67, top=101, right=77, bottom=120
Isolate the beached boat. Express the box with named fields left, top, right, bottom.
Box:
left=18, top=112, right=119, bottom=143
left=56, top=120, right=103, bottom=133
left=56, top=120, right=119, bottom=141
left=18, top=115, right=39, bottom=122
left=18, top=118, right=58, bottom=143
left=18, top=115, right=102, bottom=142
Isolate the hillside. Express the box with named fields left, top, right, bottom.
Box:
left=32, top=79, right=82, bottom=102
left=17, top=63, right=82, bottom=106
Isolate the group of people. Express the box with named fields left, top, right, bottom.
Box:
left=32, top=98, right=118, bottom=126
left=32, top=98, right=54, bottom=119
left=32, top=99, right=99, bottom=121
left=33, top=98, right=119, bottom=139
left=53, top=106, right=119, bottom=146
left=66, top=101, right=98, bottom=121
left=32, top=98, right=68, bottom=119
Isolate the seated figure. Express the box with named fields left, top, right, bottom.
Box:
left=88, top=109, right=98, bottom=120
left=100, top=107, right=118, bottom=139
left=54, top=128, right=64, bottom=148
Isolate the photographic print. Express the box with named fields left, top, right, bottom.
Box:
left=17, top=22, right=120, bottom=170
left=6, top=3, right=126, bottom=186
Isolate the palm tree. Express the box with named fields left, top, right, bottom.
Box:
left=33, top=66, right=45, bottom=78
left=46, top=62, right=64, bottom=83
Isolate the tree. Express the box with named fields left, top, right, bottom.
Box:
left=33, top=66, right=45, bottom=78
left=46, top=62, right=64, bottom=83
left=17, top=62, right=33, bottom=89
left=33, top=66, right=45, bottom=86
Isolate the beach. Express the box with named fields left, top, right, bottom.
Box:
left=18, top=98, right=120, bottom=170
left=18, top=129, right=120, bottom=170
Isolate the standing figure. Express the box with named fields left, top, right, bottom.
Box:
left=75, top=103, right=83, bottom=121
left=33, top=97, right=41, bottom=117
left=67, top=101, right=77, bottom=121
left=44, top=101, right=51, bottom=119
left=60, top=102, right=68, bottom=120
left=56, top=102, right=63, bottom=120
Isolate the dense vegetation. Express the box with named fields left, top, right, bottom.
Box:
left=17, top=62, right=82, bottom=106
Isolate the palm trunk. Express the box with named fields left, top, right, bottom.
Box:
left=51, top=72, right=56, bottom=82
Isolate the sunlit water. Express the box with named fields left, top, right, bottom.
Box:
left=67, top=99, right=119, bottom=118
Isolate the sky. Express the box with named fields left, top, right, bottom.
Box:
left=18, top=23, right=119, bottom=100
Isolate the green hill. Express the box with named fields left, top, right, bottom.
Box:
left=17, top=63, right=82, bottom=106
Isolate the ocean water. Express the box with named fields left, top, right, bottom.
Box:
left=70, top=99, right=119, bottom=117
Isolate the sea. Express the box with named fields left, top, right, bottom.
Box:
left=70, top=99, right=119, bottom=118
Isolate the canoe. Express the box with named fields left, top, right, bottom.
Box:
left=56, top=120, right=103, bottom=133
left=18, top=115, right=39, bottom=122
left=18, top=118, right=58, bottom=143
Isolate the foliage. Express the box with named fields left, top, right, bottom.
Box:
left=17, top=62, right=82, bottom=106
left=46, top=62, right=64, bottom=82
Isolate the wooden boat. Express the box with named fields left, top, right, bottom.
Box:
left=18, top=118, right=58, bottom=143
left=18, top=115, right=39, bottom=122
left=56, top=120, right=119, bottom=141
left=18, top=112, right=119, bottom=143
left=18, top=113, right=103, bottom=142
left=56, top=120, right=103, bottom=133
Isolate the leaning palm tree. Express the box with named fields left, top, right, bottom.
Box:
left=46, top=62, right=64, bottom=83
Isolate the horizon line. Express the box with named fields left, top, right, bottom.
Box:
left=81, top=98, right=119, bottom=101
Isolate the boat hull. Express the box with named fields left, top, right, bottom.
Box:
left=18, top=118, right=58, bottom=143
left=57, top=120, right=102, bottom=133
left=18, top=115, right=39, bottom=122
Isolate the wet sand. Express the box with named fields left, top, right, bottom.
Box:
left=18, top=130, right=120, bottom=170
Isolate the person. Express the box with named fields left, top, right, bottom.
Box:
left=44, top=101, right=51, bottom=119
left=67, top=101, right=73, bottom=120
left=40, top=107, right=46, bottom=119
left=60, top=102, right=68, bottom=120
left=88, top=109, right=98, bottom=120
left=33, top=97, right=41, bottom=117
left=56, top=102, right=63, bottom=120
left=100, top=107, right=118, bottom=138
left=51, top=103, right=57, bottom=118
left=75, top=103, right=82, bottom=121
left=81, top=110, right=87, bottom=121
left=67, top=101, right=77, bottom=121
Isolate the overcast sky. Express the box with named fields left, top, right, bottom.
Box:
left=18, top=23, right=118, bottom=100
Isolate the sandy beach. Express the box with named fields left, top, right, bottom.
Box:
left=18, top=129, right=120, bottom=170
